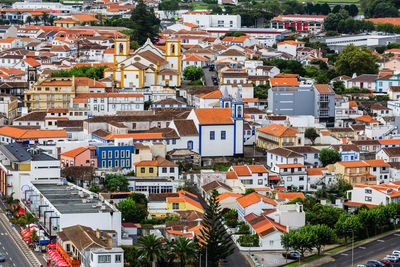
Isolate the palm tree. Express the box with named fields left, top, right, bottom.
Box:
left=33, top=15, right=40, bottom=25
left=26, top=16, right=33, bottom=25
left=24, top=212, right=38, bottom=226
left=137, top=234, right=166, bottom=267
left=41, top=13, right=49, bottom=25
left=172, top=237, right=198, bottom=267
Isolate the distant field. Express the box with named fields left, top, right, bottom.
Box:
left=312, top=0, right=360, bottom=7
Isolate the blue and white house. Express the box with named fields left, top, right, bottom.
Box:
left=330, top=144, right=360, bottom=162
left=187, top=89, right=244, bottom=157
left=95, top=144, right=135, bottom=170
left=376, top=74, right=400, bottom=93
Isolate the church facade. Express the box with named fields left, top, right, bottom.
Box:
left=104, top=36, right=182, bottom=89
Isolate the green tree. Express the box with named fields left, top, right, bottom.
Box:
left=26, top=16, right=33, bottom=25
left=129, top=192, right=147, bottom=206
left=183, top=66, right=204, bottom=82
left=41, top=12, right=49, bottom=25
left=344, top=4, right=359, bottom=16
left=137, top=234, right=166, bottom=266
left=335, top=214, right=362, bottom=243
left=306, top=203, right=345, bottom=228
left=309, top=224, right=336, bottom=255
left=172, top=237, right=198, bottom=267
left=121, top=246, right=143, bottom=267
left=199, top=191, right=234, bottom=266
left=243, top=188, right=256, bottom=195
left=33, top=15, right=40, bottom=24
left=305, top=128, right=319, bottom=145
left=319, top=148, right=341, bottom=167
left=118, top=198, right=147, bottom=223
left=104, top=174, right=129, bottom=192
left=88, top=183, right=100, bottom=193
left=281, top=226, right=314, bottom=258
left=51, top=65, right=108, bottom=80
left=130, top=0, right=160, bottom=45
left=336, top=44, right=379, bottom=76
left=158, top=0, right=180, bottom=19
left=332, top=5, right=342, bottom=13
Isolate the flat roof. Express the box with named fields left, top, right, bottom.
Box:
left=33, top=183, right=114, bottom=214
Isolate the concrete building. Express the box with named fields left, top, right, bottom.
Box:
left=182, top=14, right=241, bottom=28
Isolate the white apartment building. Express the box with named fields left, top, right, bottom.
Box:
left=182, top=14, right=241, bottom=28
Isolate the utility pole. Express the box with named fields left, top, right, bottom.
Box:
left=351, top=230, right=354, bottom=267
left=77, top=33, right=80, bottom=58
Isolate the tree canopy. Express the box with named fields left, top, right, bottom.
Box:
left=51, top=65, right=107, bottom=80
left=305, top=128, right=319, bottom=144
left=183, top=66, right=204, bottom=82
left=335, top=44, right=379, bottom=76
left=118, top=198, right=147, bottom=223
left=130, top=0, right=160, bottom=45
left=104, top=174, right=129, bottom=192
left=319, top=148, right=341, bottom=167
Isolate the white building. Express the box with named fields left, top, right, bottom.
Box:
left=229, top=165, right=269, bottom=188
left=182, top=14, right=241, bottom=28
left=23, top=182, right=122, bottom=243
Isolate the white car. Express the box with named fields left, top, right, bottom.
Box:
left=393, top=250, right=400, bottom=254
left=392, top=253, right=400, bottom=260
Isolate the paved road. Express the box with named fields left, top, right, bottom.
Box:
left=321, top=232, right=400, bottom=267
left=203, top=67, right=216, bottom=87
left=0, top=214, right=31, bottom=267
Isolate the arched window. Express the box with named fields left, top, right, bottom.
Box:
left=171, top=44, right=175, bottom=54
left=187, top=141, right=193, bottom=150
left=119, top=43, right=124, bottom=54
left=225, top=102, right=229, bottom=108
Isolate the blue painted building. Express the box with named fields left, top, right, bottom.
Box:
left=330, top=144, right=360, bottom=162
left=95, top=144, right=135, bottom=169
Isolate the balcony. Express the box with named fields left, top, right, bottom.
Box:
left=282, top=142, right=295, bottom=146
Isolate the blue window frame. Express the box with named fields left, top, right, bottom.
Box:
left=210, top=131, right=215, bottom=140
left=187, top=141, right=193, bottom=150
left=221, top=131, right=226, bottom=140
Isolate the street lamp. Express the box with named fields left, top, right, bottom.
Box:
left=347, top=230, right=354, bottom=267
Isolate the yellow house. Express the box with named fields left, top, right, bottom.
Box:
left=134, top=160, right=158, bottom=177
left=327, top=161, right=375, bottom=185
left=24, top=77, right=104, bottom=111
left=148, top=190, right=204, bottom=217
left=256, top=123, right=301, bottom=150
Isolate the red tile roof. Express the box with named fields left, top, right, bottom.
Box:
left=236, top=192, right=277, bottom=208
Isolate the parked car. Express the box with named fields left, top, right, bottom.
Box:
left=367, top=260, right=386, bottom=267
left=393, top=250, right=400, bottom=254
left=0, top=254, right=5, bottom=262
left=384, top=255, right=398, bottom=263
left=378, top=259, right=390, bottom=267
left=209, top=65, right=215, bottom=71
left=282, top=251, right=301, bottom=260
left=391, top=253, right=400, bottom=261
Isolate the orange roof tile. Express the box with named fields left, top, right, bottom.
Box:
left=24, top=58, right=40, bottom=67
left=364, top=160, right=390, bottom=167
left=72, top=14, right=99, bottom=22
left=276, top=192, right=305, bottom=201
left=306, top=167, right=327, bottom=176
left=73, top=98, right=88, bottom=103
left=248, top=165, right=267, bottom=173
left=257, top=124, right=298, bottom=137
left=345, top=201, right=378, bottom=208
left=270, top=78, right=299, bottom=87
left=275, top=163, right=304, bottom=168
left=226, top=171, right=238, bottom=179
left=198, top=90, right=222, bottom=99
left=60, top=147, right=88, bottom=158
left=236, top=192, right=277, bottom=208
left=217, top=192, right=242, bottom=202
left=194, top=108, right=233, bottom=125
left=365, top=17, right=400, bottom=26
left=338, top=161, right=369, bottom=167
left=355, top=115, right=380, bottom=124
left=48, top=108, right=68, bottom=113
left=349, top=101, right=358, bottom=108
left=232, top=166, right=251, bottom=176
left=379, top=139, right=400, bottom=145
left=183, top=54, right=208, bottom=61
left=0, top=126, right=67, bottom=139
left=103, top=133, right=164, bottom=141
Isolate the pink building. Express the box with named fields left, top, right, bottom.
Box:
left=60, top=146, right=97, bottom=168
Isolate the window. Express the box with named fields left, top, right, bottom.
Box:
left=173, top=203, right=179, bottom=209
left=365, top=189, right=372, bottom=194
left=221, top=131, right=226, bottom=140
left=258, top=179, right=263, bottom=185
left=210, top=131, right=215, bottom=140
left=66, top=244, right=70, bottom=251
left=115, top=160, right=119, bottom=167
left=162, top=167, right=167, bottom=173
left=121, top=150, right=125, bottom=158
left=126, top=159, right=130, bottom=167
left=115, top=151, right=119, bottom=158
left=365, top=196, right=372, bottom=202
left=108, top=151, right=112, bottom=158
left=149, top=167, right=154, bottom=173
left=187, top=140, right=193, bottom=150
left=115, top=255, right=122, bottom=263
left=102, top=160, right=105, bottom=167
left=102, top=151, right=106, bottom=158
left=126, top=150, right=130, bottom=157
left=287, top=177, right=292, bottom=182
left=98, top=255, right=111, bottom=263
left=141, top=167, right=145, bottom=173
left=170, top=167, right=175, bottom=173
left=299, top=176, right=304, bottom=181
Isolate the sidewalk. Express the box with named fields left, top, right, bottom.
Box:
left=298, top=229, right=400, bottom=267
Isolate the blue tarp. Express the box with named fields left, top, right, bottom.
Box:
left=39, top=240, right=50, bottom=245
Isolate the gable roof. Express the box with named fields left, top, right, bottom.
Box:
left=194, top=108, right=233, bottom=125
left=270, top=78, right=299, bottom=87
left=236, top=192, right=277, bottom=208
left=276, top=192, right=305, bottom=201
left=173, top=120, right=198, bottom=136
left=60, top=147, right=88, bottom=158
left=257, top=124, right=298, bottom=137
